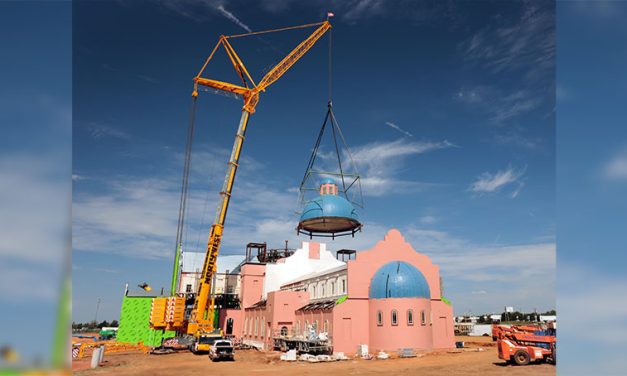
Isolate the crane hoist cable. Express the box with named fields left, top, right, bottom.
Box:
left=170, top=96, right=197, bottom=295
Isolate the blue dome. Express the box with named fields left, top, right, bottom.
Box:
left=320, top=178, right=336, bottom=186
left=300, top=194, right=359, bottom=222
left=369, top=261, right=430, bottom=299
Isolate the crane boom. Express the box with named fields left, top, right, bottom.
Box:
left=186, top=21, right=331, bottom=336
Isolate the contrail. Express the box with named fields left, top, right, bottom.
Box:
left=216, top=5, right=252, bottom=32
left=385, top=121, right=413, bottom=137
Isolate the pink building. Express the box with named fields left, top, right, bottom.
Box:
left=218, top=229, right=455, bottom=354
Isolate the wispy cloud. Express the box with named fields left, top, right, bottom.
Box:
left=469, top=165, right=526, bottom=195
left=455, top=86, right=543, bottom=125
left=87, top=123, right=130, bottom=140
left=161, top=1, right=252, bottom=32
left=604, top=148, right=627, bottom=181
left=419, top=215, right=437, bottom=225
left=385, top=121, right=413, bottom=137
left=350, top=138, right=455, bottom=196
left=402, top=227, right=555, bottom=313
left=216, top=4, right=252, bottom=32
left=136, top=74, right=160, bottom=84
left=459, top=2, right=554, bottom=77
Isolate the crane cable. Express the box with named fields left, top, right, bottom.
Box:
left=328, top=26, right=333, bottom=103
left=226, top=21, right=326, bottom=39
left=174, top=96, right=197, bottom=281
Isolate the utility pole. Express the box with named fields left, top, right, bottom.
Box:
left=94, top=298, right=101, bottom=325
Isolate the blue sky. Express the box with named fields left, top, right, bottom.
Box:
left=0, top=1, right=71, bottom=365
left=72, top=0, right=555, bottom=325
left=557, top=2, right=627, bottom=375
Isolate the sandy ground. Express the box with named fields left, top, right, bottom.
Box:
left=73, top=336, right=555, bottom=376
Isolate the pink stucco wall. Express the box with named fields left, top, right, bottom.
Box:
left=369, top=298, right=433, bottom=352
left=219, top=308, right=243, bottom=337
left=430, top=300, right=455, bottom=349
left=331, top=299, right=370, bottom=354
left=347, top=229, right=442, bottom=300
left=239, top=263, right=265, bottom=309
left=241, top=289, right=309, bottom=349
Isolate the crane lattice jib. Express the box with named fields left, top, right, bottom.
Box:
left=187, top=21, right=331, bottom=335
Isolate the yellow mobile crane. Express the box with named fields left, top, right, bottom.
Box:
left=184, top=20, right=332, bottom=337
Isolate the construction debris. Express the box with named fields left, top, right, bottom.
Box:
left=398, top=348, right=417, bottom=358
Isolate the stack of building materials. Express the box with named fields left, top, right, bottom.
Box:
left=279, top=349, right=297, bottom=361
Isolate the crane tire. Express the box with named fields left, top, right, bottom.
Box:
left=513, top=350, right=531, bottom=366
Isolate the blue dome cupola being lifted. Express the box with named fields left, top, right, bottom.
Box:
left=298, top=180, right=361, bottom=238
left=369, top=261, right=431, bottom=299
left=296, top=102, right=364, bottom=239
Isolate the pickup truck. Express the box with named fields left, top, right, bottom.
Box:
left=208, top=339, right=234, bottom=361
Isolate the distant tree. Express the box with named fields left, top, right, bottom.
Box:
left=97, top=320, right=110, bottom=328
left=110, top=320, right=119, bottom=327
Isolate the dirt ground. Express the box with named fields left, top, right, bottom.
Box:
left=73, top=336, right=555, bottom=376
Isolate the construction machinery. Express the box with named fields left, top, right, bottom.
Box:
left=157, top=20, right=333, bottom=349
left=491, top=323, right=546, bottom=341
left=497, top=330, right=556, bottom=366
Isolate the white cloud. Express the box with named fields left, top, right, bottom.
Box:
left=0, top=154, right=69, bottom=263
left=419, top=216, right=437, bottom=225
left=604, top=149, right=627, bottom=181
left=350, top=138, right=455, bottom=196
left=558, top=265, right=627, bottom=375
left=385, top=121, right=413, bottom=137
left=402, top=226, right=555, bottom=313
left=469, top=165, right=526, bottom=195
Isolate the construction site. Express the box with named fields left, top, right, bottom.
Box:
left=71, top=12, right=555, bottom=376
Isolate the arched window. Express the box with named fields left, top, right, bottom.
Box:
left=312, top=285, right=316, bottom=299
left=377, top=310, right=383, bottom=326
left=331, top=281, right=335, bottom=296
left=324, top=320, right=329, bottom=333
left=421, top=310, right=426, bottom=326
left=281, top=326, right=288, bottom=336
left=407, top=310, right=414, bottom=326
left=314, top=320, right=319, bottom=333
left=341, top=279, right=346, bottom=294
left=391, top=309, right=398, bottom=326
left=255, top=317, right=259, bottom=335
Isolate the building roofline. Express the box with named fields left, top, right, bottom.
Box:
left=280, top=263, right=347, bottom=288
